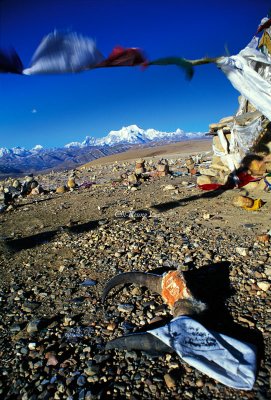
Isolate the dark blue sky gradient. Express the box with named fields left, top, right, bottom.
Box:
left=0, top=0, right=270, bottom=148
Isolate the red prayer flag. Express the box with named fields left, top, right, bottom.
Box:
left=96, top=46, right=146, bottom=68
left=257, top=17, right=271, bottom=33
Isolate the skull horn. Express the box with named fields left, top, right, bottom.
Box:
left=105, top=332, right=173, bottom=354
left=102, top=271, right=162, bottom=303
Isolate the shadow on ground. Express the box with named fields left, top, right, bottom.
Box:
left=3, top=219, right=103, bottom=252
left=151, top=189, right=225, bottom=212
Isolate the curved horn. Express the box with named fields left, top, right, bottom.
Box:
left=102, top=272, right=162, bottom=303
left=105, top=332, right=173, bottom=354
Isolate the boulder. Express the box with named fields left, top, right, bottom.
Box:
left=199, top=167, right=218, bottom=177
left=56, top=186, right=67, bottom=194
left=247, top=159, right=266, bottom=176
left=197, top=175, right=214, bottom=185
left=232, top=195, right=254, bottom=208
left=128, top=173, right=138, bottom=185
left=67, top=178, right=76, bottom=189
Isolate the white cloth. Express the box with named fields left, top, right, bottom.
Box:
left=217, top=37, right=271, bottom=122
left=23, top=31, right=104, bottom=75
left=231, top=115, right=263, bottom=154
left=148, top=316, right=257, bottom=390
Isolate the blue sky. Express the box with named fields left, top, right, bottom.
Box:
left=0, top=0, right=270, bottom=149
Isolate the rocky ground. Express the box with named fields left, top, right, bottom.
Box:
left=0, top=153, right=271, bottom=399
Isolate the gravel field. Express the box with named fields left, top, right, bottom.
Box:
left=0, top=150, right=270, bottom=399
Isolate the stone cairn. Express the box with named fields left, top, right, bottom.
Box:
left=197, top=109, right=271, bottom=190
left=185, top=157, right=197, bottom=175
left=156, top=159, right=169, bottom=177
left=0, top=174, right=44, bottom=213
left=135, top=159, right=146, bottom=175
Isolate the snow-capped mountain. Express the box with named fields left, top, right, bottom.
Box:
left=0, top=145, right=45, bottom=158
left=0, top=125, right=206, bottom=177
left=31, top=145, right=44, bottom=152
left=64, top=124, right=204, bottom=148
left=0, top=146, right=31, bottom=157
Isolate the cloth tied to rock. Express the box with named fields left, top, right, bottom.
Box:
left=148, top=316, right=257, bottom=390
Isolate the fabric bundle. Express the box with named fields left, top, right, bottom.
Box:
left=217, top=37, right=271, bottom=123
left=148, top=316, right=257, bottom=390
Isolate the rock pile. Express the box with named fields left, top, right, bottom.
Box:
left=0, top=174, right=45, bottom=213
left=197, top=96, right=271, bottom=192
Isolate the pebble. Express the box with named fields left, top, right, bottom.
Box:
left=196, top=379, right=204, bottom=387
left=28, top=342, right=36, bottom=350
left=84, top=366, right=100, bottom=377
left=236, top=247, right=248, bottom=256
left=257, top=281, right=271, bottom=292
left=27, top=320, right=41, bottom=334
left=117, top=303, right=134, bottom=313
left=77, top=375, right=86, bottom=386
left=163, top=185, right=176, bottom=191
left=107, top=322, right=117, bottom=331
left=164, top=373, right=176, bottom=389
left=45, top=353, right=58, bottom=366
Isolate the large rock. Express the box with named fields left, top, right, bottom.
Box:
left=247, top=159, right=266, bottom=176
left=197, top=175, right=214, bottom=185
left=127, top=173, right=138, bottom=185
left=257, top=281, right=270, bottom=292
left=67, top=178, right=76, bottom=189
left=30, top=185, right=43, bottom=195
left=232, top=195, right=254, bottom=208
left=56, top=186, right=67, bottom=194
left=213, top=134, right=231, bottom=153
left=198, top=167, right=218, bottom=177
left=265, top=161, right=271, bottom=172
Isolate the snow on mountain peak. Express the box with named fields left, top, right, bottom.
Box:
left=32, top=144, right=43, bottom=151
left=82, top=136, right=97, bottom=146
left=65, top=141, right=84, bottom=149
left=0, top=147, right=11, bottom=157
left=0, top=125, right=205, bottom=159
left=11, top=147, right=29, bottom=156
left=94, top=124, right=203, bottom=146
left=96, top=125, right=145, bottom=146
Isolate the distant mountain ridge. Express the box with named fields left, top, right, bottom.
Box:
left=64, top=124, right=203, bottom=148
left=0, top=124, right=205, bottom=178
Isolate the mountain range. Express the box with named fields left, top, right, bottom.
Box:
left=0, top=125, right=205, bottom=178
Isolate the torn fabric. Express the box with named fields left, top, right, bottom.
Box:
left=23, top=31, right=104, bottom=75
left=148, top=316, right=257, bottom=390
left=231, top=115, right=264, bottom=156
